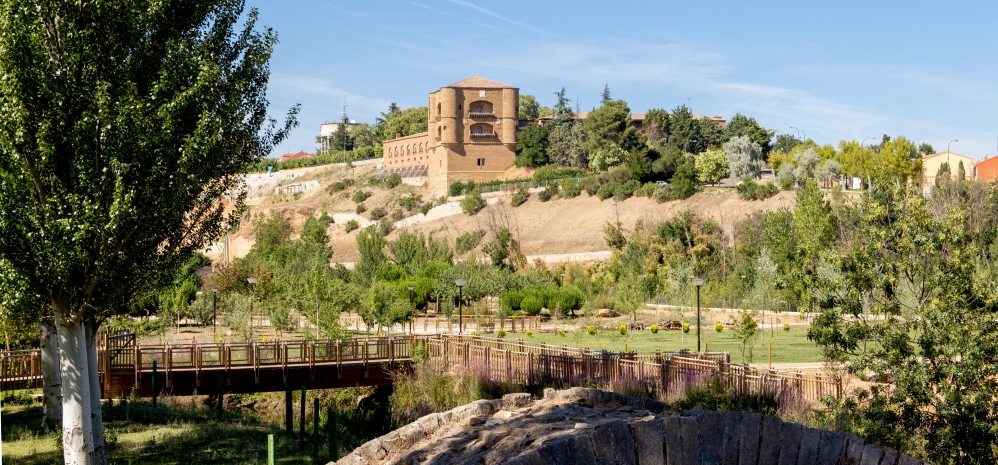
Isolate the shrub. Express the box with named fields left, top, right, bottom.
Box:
left=596, top=183, right=616, bottom=200
left=419, top=202, right=433, bottom=215
left=456, top=229, right=486, bottom=255
left=511, top=187, right=529, bottom=207
left=500, top=290, right=524, bottom=314
left=533, top=165, right=585, bottom=181
left=497, top=328, right=506, bottom=338
left=682, top=322, right=690, bottom=333
left=391, top=209, right=405, bottom=221
left=525, top=330, right=533, bottom=337
left=520, top=296, right=543, bottom=316
left=352, top=190, right=372, bottom=203
left=538, top=184, right=558, bottom=202
left=461, top=190, right=486, bottom=215
left=344, top=220, right=360, bottom=233
left=715, top=322, right=724, bottom=333
left=636, top=182, right=657, bottom=197
left=326, top=178, right=354, bottom=193
left=398, top=193, right=422, bottom=211
left=650, top=324, right=659, bottom=334
left=587, top=325, right=596, bottom=335
left=355, top=203, right=367, bottom=214
left=377, top=218, right=394, bottom=235
left=448, top=181, right=465, bottom=196
left=370, top=207, right=387, bottom=220
left=385, top=173, right=402, bottom=188
left=561, top=178, right=582, bottom=198
left=580, top=178, right=599, bottom=196
left=618, top=323, right=628, bottom=335
left=783, top=323, right=791, bottom=332
left=736, top=180, right=779, bottom=200
left=557, top=328, right=566, bottom=337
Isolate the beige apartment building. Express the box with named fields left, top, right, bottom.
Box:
left=920, top=151, right=975, bottom=194
left=383, top=76, right=518, bottom=194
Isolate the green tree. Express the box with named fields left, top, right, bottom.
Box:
left=600, top=83, right=611, bottom=103
left=665, top=105, right=717, bottom=154
left=868, top=136, right=920, bottom=187
left=354, top=228, right=388, bottom=286
left=732, top=310, right=760, bottom=363
left=772, top=133, right=804, bottom=154
left=723, top=135, right=763, bottom=179
left=515, top=124, right=549, bottom=167
left=551, top=87, right=573, bottom=123
left=694, top=149, right=729, bottom=184
left=547, top=123, right=587, bottom=167
left=807, top=186, right=998, bottom=464
left=724, top=113, right=773, bottom=155
left=0, top=3, right=293, bottom=462
left=379, top=105, right=427, bottom=140
left=644, top=108, right=670, bottom=146
left=589, top=144, right=628, bottom=173
left=461, top=190, right=486, bottom=215
left=518, top=94, right=540, bottom=121
left=582, top=99, right=642, bottom=153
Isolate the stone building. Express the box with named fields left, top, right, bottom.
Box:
left=383, top=76, right=518, bottom=194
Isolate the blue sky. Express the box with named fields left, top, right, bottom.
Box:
left=251, top=1, right=998, bottom=159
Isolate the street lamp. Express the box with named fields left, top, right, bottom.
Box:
left=790, top=126, right=804, bottom=140
left=947, top=139, right=958, bottom=177
left=247, top=277, right=258, bottom=340
left=454, top=278, right=466, bottom=334
left=211, top=289, right=218, bottom=338
left=694, top=276, right=705, bottom=353
left=407, top=285, right=415, bottom=334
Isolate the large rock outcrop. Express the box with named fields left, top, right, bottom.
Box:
left=334, top=387, right=926, bottom=465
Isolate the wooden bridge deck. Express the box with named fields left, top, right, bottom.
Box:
left=0, top=334, right=842, bottom=402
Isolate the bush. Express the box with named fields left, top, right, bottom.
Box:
left=596, top=183, right=616, bottom=200
left=356, top=203, right=367, bottom=214
left=525, top=330, right=533, bottom=337
left=655, top=178, right=697, bottom=202
left=326, top=178, right=355, bottom=193
left=385, top=173, right=402, bottom=188
left=456, top=229, right=486, bottom=255
left=737, top=180, right=779, bottom=200
left=497, top=328, right=506, bottom=338
left=783, top=323, right=791, bottom=332
left=511, top=188, right=529, bottom=207
left=636, top=182, right=657, bottom=197
left=370, top=207, right=387, bottom=220
left=580, top=178, right=599, bottom=196
left=449, top=181, right=465, bottom=196
left=715, top=322, right=724, bottom=333
left=520, top=296, right=543, bottom=316
left=557, top=328, right=566, bottom=337
left=561, top=178, right=581, bottom=198
left=344, top=219, right=360, bottom=233
left=377, top=218, right=394, bottom=236
left=500, top=290, right=524, bottom=314
left=398, top=193, right=422, bottom=211
left=613, top=179, right=640, bottom=201
left=538, top=184, right=558, bottom=202
left=352, top=190, right=372, bottom=203
left=587, top=325, right=596, bottom=335
left=419, top=202, right=433, bottom=215
left=650, top=324, right=659, bottom=334
left=391, top=209, right=405, bottom=221
left=682, top=322, right=690, bottom=333
left=461, top=190, right=486, bottom=215
left=618, top=323, right=628, bottom=335
left=533, top=165, right=585, bottom=181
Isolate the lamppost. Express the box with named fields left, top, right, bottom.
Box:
left=211, top=289, right=218, bottom=338
left=454, top=278, right=466, bottom=334
left=247, top=277, right=258, bottom=340
left=790, top=126, right=804, bottom=141
left=694, top=276, right=705, bottom=353
left=947, top=139, right=958, bottom=177
left=407, top=285, right=415, bottom=334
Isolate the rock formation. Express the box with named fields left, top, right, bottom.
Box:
left=334, top=387, right=926, bottom=465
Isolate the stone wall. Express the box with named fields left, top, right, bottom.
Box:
left=333, top=387, right=926, bottom=465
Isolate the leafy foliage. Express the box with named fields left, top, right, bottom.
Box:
left=460, top=190, right=486, bottom=216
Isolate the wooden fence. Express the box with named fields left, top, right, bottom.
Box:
left=1, top=334, right=840, bottom=403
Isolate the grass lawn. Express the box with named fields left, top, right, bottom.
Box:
left=1, top=392, right=371, bottom=465
left=503, top=326, right=825, bottom=365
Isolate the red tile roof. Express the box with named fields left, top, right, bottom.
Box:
left=280, top=151, right=315, bottom=162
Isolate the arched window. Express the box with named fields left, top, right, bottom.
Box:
left=436, top=102, right=441, bottom=117
left=437, top=126, right=442, bottom=140
left=469, top=101, right=493, bottom=116
left=470, top=123, right=494, bottom=138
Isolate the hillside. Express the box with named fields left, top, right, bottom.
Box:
left=207, top=163, right=797, bottom=266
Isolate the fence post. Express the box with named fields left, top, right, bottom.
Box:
left=285, top=386, right=293, bottom=434
left=312, top=397, right=320, bottom=459
left=151, top=359, right=157, bottom=407
left=327, top=404, right=338, bottom=460
left=267, top=433, right=275, bottom=465
left=299, top=385, right=306, bottom=449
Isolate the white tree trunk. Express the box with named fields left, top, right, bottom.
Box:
left=58, top=319, right=95, bottom=465
left=86, top=324, right=108, bottom=465
left=40, top=320, right=63, bottom=428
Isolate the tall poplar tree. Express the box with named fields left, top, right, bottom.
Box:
left=0, top=2, right=295, bottom=463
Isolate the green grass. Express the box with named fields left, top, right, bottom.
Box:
left=1, top=389, right=388, bottom=465
left=503, top=326, right=824, bottom=364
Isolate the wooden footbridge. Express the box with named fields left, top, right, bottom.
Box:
left=0, top=334, right=842, bottom=402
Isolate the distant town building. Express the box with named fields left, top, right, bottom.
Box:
left=975, top=154, right=998, bottom=182
left=318, top=108, right=361, bottom=154
left=920, top=151, right=975, bottom=194
left=279, top=150, right=315, bottom=162
left=382, top=76, right=518, bottom=194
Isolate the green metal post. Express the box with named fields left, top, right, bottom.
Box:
left=267, top=433, right=275, bottom=465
